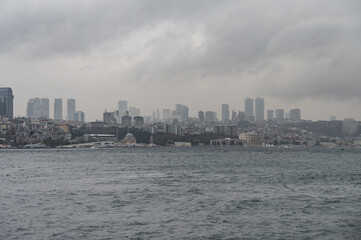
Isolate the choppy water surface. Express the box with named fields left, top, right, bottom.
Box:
left=1, top=147, right=361, bottom=239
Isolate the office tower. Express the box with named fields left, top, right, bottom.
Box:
left=198, top=111, right=205, bottom=122
left=152, top=109, right=161, bottom=121
left=103, top=111, right=118, bottom=124
left=74, top=111, right=85, bottom=122
left=222, top=104, right=230, bottom=121
left=330, top=116, right=337, bottom=121
left=118, top=100, right=128, bottom=116
left=255, top=97, right=264, bottom=121
left=205, top=111, right=213, bottom=123
left=163, top=109, right=172, bottom=121
left=128, top=107, right=140, bottom=117
left=275, top=109, right=284, bottom=120
left=54, top=98, right=63, bottom=120
left=244, top=98, right=254, bottom=116
left=175, top=104, right=189, bottom=121
left=67, top=99, right=76, bottom=121
left=342, top=119, right=359, bottom=135
left=0, top=88, right=14, bottom=120
left=41, top=98, right=49, bottom=118
left=212, top=112, right=217, bottom=122
left=121, top=113, right=132, bottom=127
left=231, top=110, right=237, bottom=121
left=27, top=98, right=49, bottom=118
left=26, top=101, right=34, bottom=118
left=237, top=111, right=246, bottom=121
left=133, top=116, right=144, bottom=127
left=289, top=108, right=301, bottom=121
left=267, top=110, right=274, bottom=121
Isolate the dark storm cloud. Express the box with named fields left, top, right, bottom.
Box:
left=1, top=0, right=361, bottom=104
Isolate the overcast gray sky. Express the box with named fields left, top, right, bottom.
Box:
left=1, top=0, right=360, bottom=121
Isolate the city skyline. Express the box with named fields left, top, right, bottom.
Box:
left=18, top=94, right=308, bottom=123
left=1, top=1, right=360, bottom=121
left=9, top=93, right=360, bottom=123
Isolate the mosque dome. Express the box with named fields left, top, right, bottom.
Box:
left=122, top=133, right=137, bottom=144
left=125, top=133, right=134, bottom=138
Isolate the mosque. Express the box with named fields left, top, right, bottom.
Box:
left=121, top=133, right=137, bottom=145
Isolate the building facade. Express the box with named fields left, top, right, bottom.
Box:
left=244, top=98, right=254, bottom=117
left=0, top=88, right=14, bottom=120
left=222, top=104, right=230, bottom=121
left=175, top=104, right=189, bottom=121
left=54, top=98, right=63, bottom=120
left=118, top=100, right=128, bottom=117
left=267, top=110, right=274, bottom=121
left=275, top=109, right=284, bottom=120
left=198, top=111, right=205, bottom=122
left=289, top=108, right=301, bottom=121
left=74, top=111, right=85, bottom=122
left=67, top=99, right=76, bottom=121
left=27, top=98, right=49, bottom=119
left=255, top=97, right=264, bottom=121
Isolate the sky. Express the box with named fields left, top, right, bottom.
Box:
left=1, top=0, right=361, bottom=121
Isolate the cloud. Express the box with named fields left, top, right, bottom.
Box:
left=0, top=0, right=360, bottom=119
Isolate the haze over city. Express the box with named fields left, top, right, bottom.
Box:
left=1, top=0, right=360, bottom=121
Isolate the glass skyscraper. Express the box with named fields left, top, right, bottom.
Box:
left=0, top=88, right=14, bottom=120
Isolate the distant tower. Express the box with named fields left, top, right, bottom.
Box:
left=41, top=98, right=49, bottom=118
left=198, top=111, right=205, bottom=122
left=118, top=100, right=128, bottom=117
left=54, top=98, right=63, bottom=120
left=74, top=111, right=85, bottom=122
left=175, top=104, right=189, bottom=121
left=0, top=88, right=14, bottom=120
left=267, top=110, right=274, bottom=121
left=255, top=97, right=264, bottom=121
left=244, top=98, right=254, bottom=117
left=163, top=109, right=172, bottom=121
left=275, top=109, right=284, bottom=120
left=27, top=98, right=41, bottom=118
left=67, top=99, right=76, bottom=121
left=222, top=104, right=230, bottom=121
left=289, top=108, right=301, bottom=121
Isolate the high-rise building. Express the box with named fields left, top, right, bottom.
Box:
left=133, top=116, right=144, bottom=127
left=54, top=98, right=63, bottom=120
left=27, top=98, right=49, bottom=119
left=222, top=104, right=230, bottom=121
left=267, top=110, right=274, bottom=121
left=212, top=112, right=217, bottom=122
left=152, top=109, right=161, bottom=121
left=175, top=104, right=189, bottom=121
left=244, top=98, right=254, bottom=116
left=41, top=98, right=49, bottom=119
left=0, top=88, right=14, bottom=120
left=342, top=119, right=359, bottom=135
left=275, top=109, right=284, bottom=120
left=163, top=109, right=172, bottom=121
left=330, top=116, right=337, bottom=121
left=27, top=98, right=39, bottom=118
left=67, top=99, right=76, bottom=121
left=128, top=107, right=140, bottom=117
left=289, top=108, right=301, bottom=121
left=237, top=111, right=246, bottom=121
left=255, top=97, right=264, bottom=121
left=205, top=111, right=213, bottom=123
left=231, top=110, right=237, bottom=121
left=198, top=111, right=205, bottom=122
left=118, top=100, right=128, bottom=116
left=121, top=113, right=132, bottom=127
left=74, top=111, right=85, bottom=122
left=103, top=111, right=118, bottom=124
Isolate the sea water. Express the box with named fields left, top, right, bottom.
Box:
left=1, top=147, right=360, bottom=239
